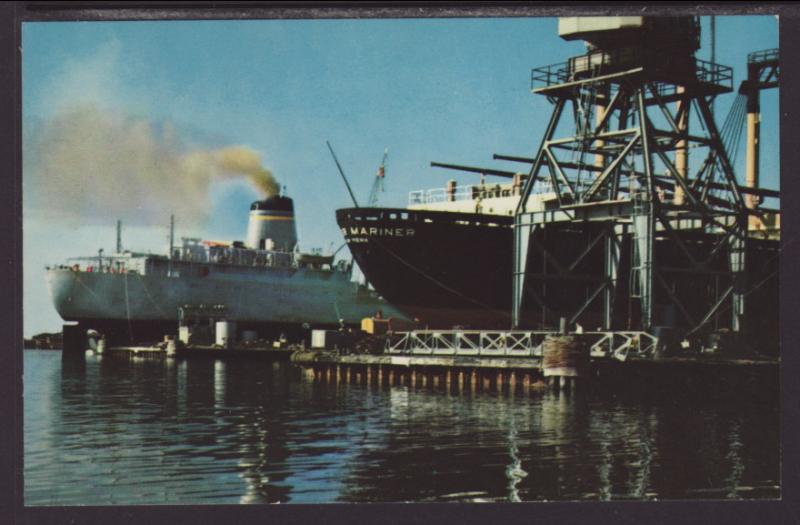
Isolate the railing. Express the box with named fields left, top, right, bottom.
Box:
left=385, top=329, right=659, bottom=361
left=748, top=48, right=779, bottom=65
left=531, top=49, right=733, bottom=94
left=531, top=60, right=571, bottom=90
left=693, top=58, right=733, bottom=91
left=531, top=48, right=642, bottom=90
left=408, top=180, right=554, bottom=207
left=409, top=185, right=477, bottom=205
left=54, top=254, right=148, bottom=274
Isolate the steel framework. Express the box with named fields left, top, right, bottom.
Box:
left=512, top=34, right=757, bottom=341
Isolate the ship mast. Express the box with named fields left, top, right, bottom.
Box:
left=168, top=214, right=175, bottom=276
left=169, top=214, right=175, bottom=258
left=116, top=220, right=122, bottom=253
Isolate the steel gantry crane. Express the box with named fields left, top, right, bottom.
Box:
left=511, top=17, right=778, bottom=351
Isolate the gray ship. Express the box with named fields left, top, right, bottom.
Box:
left=46, top=194, right=406, bottom=344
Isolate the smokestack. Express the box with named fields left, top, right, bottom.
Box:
left=245, top=195, right=298, bottom=251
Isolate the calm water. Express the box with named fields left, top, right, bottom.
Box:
left=24, top=350, right=779, bottom=505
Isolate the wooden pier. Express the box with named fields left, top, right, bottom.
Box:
left=291, top=347, right=779, bottom=398
left=291, top=351, right=549, bottom=393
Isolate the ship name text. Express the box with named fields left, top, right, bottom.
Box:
left=342, top=226, right=416, bottom=240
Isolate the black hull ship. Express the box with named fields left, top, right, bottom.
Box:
left=337, top=207, right=514, bottom=329
left=336, top=177, right=610, bottom=330
left=337, top=177, right=780, bottom=336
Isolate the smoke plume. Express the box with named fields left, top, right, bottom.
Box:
left=24, top=104, right=278, bottom=226
left=191, top=145, right=280, bottom=197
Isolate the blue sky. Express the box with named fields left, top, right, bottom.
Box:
left=22, top=15, right=779, bottom=336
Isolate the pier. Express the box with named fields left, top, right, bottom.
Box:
left=290, top=343, right=778, bottom=399
left=76, top=320, right=777, bottom=398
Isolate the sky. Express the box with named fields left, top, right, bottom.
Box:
left=21, top=15, right=779, bottom=336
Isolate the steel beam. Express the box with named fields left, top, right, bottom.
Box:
left=512, top=219, right=534, bottom=328
left=635, top=89, right=655, bottom=329
left=603, top=227, right=621, bottom=330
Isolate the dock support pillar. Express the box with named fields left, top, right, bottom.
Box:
left=62, top=324, right=86, bottom=356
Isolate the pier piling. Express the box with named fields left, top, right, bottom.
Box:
left=542, top=335, right=589, bottom=389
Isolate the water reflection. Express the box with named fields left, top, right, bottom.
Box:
left=23, top=351, right=779, bottom=505
left=505, top=415, right=526, bottom=502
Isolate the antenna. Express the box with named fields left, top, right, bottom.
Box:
left=326, top=140, right=360, bottom=208
left=116, top=220, right=122, bottom=253
left=169, top=214, right=175, bottom=259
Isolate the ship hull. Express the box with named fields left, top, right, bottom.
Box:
left=337, top=207, right=515, bottom=328
left=46, top=266, right=400, bottom=344
left=337, top=207, right=779, bottom=341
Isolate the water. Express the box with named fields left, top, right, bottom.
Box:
left=24, top=350, right=780, bottom=505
